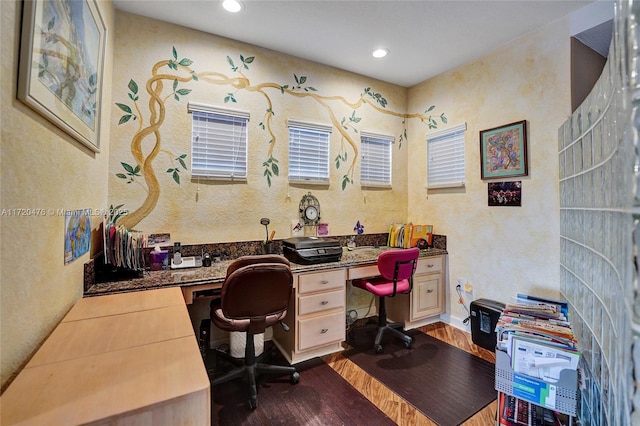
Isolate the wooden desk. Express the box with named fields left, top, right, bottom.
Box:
left=0, top=288, right=210, bottom=426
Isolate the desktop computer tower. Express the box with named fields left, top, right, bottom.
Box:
left=470, top=299, right=505, bottom=351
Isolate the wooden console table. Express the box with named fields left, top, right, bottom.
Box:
left=0, top=288, right=210, bottom=426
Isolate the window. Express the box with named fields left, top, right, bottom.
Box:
left=426, top=122, right=467, bottom=189
left=287, top=119, right=331, bottom=183
left=188, top=102, right=249, bottom=180
left=360, top=131, right=393, bottom=187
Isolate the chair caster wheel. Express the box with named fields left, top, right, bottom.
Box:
left=374, top=344, right=383, bottom=353
left=290, top=371, right=300, bottom=384
left=248, top=398, right=257, bottom=410
left=404, top=339, right=412, bottom=349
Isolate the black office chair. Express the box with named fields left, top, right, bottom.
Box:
left=210, top=254, right=299, bottom=409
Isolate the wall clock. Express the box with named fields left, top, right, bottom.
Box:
left=299, top=192, right=321, bottom=226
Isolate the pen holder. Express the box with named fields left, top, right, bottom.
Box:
left=262, top=241, right=273, bottom=254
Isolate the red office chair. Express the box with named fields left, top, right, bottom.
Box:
left=210, top=254, right=299, bottom=409
left=351, top=247, right=420, bottom=353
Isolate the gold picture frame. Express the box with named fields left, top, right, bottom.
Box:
left=18, top=0, right=106, bottom=152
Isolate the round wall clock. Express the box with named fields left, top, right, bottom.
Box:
left=299, top=192, right=321, bottom=225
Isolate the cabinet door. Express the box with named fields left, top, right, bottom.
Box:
left=411, top=273, right=442, bottom=320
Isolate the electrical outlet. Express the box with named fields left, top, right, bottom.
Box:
left=456, top=278, right=465, bottom=289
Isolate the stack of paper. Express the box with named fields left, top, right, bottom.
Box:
left=495, top=294, right=580, bottom=382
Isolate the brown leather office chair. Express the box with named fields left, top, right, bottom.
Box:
left=210, top=254, right=299, bottom=409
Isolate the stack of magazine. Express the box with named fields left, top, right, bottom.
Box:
left=495, top=294, right=580, bottom=425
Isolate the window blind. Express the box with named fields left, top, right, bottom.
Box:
left=287, top=119, right=331, bottom=183
left=360, top=132, right=393, bottom=187
left=188, top=103, right=249, bottom=180
left=426, top=122, right=466, bottom=189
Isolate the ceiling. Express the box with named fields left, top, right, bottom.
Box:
left=113, top=0, right=601, bottom=88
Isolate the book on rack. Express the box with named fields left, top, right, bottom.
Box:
left=498, top=392, right=572, bottom=426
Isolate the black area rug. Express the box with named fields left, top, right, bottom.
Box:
left=344, top=328, right=496, bottom=426
left=211, top=356, right=396, bottom=425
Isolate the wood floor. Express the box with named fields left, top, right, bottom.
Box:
left=322, top=321, right=497, bottom=425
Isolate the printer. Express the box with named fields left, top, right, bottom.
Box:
left=282, top=237, right=343, bottom=265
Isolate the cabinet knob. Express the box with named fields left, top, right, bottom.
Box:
left=321, top=300, right=329, bottom=305
left=320, top=280, right=329, bottom=284
left=427, top=289, right=434, bottom=293
left=320, top=328, right=328, bottom=334
left=427, top=264, right=434, bottom=268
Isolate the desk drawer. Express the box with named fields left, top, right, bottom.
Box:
left=298, top=289, right=344, bottom=316
left=298, top=311, right=344, bottom=351
left=298, top=269, right=345, bottom=294
left=347, top=264, right=380, bottom=280
left=416, top=256, right=442, bottom=274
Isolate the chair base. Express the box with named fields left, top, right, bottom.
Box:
left=352, top=319, right=413, bottom=353
left=210, top=339, right=299, bottom=409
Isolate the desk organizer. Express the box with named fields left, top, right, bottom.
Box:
left=495, top=349, right=578, bottom=416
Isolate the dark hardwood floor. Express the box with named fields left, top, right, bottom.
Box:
left=323, top=321, right=497, bottom=425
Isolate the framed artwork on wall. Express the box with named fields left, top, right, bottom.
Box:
left=488, top=181, right=522, bottom=207
left=18, top=0, right=106, bottom=152
left=480, top=120, right=528, bottom=180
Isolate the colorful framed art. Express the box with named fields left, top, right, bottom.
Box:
left=480, top=120, right=528, bottom=180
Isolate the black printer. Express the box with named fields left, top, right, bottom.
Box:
left=282, top=237, right=343, bottom=265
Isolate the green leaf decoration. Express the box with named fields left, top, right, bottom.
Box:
left=118, top=115, right=131, bottom=125
left=48, top=18, right=55, bottom=31
left=243, top=56, right=255, bottom=64
left=122, top=162, right=136, bottom=174
left=173, top=79, right=178, bottom=91
left=271, top=163, right=279, bottom=175
left=427, top=105, right=435, bottom=112
left=226, top=56, right=238, bottom=72
left=176, top=88, right=191, bottom=96
left=172, top=170, right=180, bottom=184
left=172, top=46, right=177, bottom=60
left=128, top=79, right=138, bottom=94
left=116, top=103, right=132, bottom=113
left=179, top=58, right=193, bottom=66
left=116, top=173, right=127, bottom=179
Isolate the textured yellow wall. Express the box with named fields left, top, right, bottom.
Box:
left=0, top=0, right=114, bottom=389
left=109, top=11, right=415, bottom=244
left=407, top=19, right=571, bottom=325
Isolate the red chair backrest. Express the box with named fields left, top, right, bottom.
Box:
left=377, top=247, right=420, bottom=282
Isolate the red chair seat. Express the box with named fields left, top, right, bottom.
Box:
left=352, top=276, right=411, bottom=297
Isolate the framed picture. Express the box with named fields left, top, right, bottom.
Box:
left=18, top=0, right=106, bottom=152
left=480, top=120, right=528, bottom=179
left=488, top=181, right=522, bottom=207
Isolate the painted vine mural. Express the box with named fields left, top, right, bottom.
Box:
left=114, top=47, right=446, bottom=229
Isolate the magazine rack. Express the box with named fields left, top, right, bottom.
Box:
left=495, top=349, right=578, bottom=417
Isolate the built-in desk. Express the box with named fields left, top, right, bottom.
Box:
left=82, top=247, right=446, bottom=363
left=0, top=288, right=210, bottom=426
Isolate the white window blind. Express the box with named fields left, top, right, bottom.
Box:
left=426, top=122, right=467, bottom=189
left=188, top=102, right=249, bottom=180
left=360, top=131, right=393, bottom=187
left=287, top=119, right=331, bottom=183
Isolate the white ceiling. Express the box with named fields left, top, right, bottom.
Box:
left=113, top=0, right=601, bottom=88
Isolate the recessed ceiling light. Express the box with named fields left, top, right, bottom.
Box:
left=372, top=48, right=389, bottom=58
left=222, top=0, right=242, bottom=13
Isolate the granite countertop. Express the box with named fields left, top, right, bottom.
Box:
left=84, top=246, right=447, bottom=297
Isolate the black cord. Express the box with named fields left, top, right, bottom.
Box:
left=456, top=285, right=471, bottom=324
